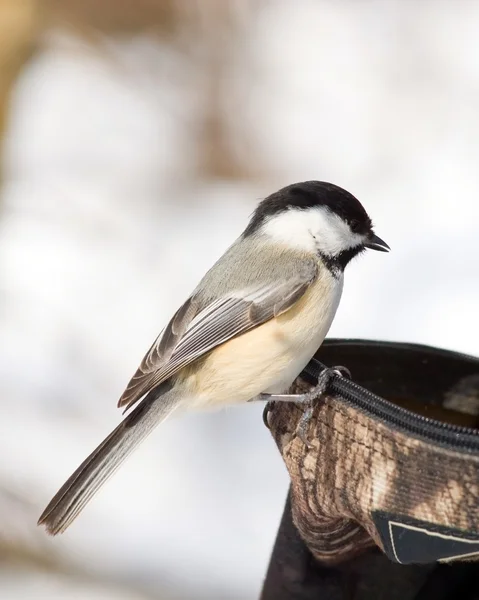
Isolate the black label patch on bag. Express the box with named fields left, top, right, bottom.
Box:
left=373, top=511, right=479, bottom=564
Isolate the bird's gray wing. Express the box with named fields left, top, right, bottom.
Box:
left=117, top=261, right=318, bottom=410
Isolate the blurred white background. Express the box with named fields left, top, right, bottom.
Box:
left=0, top=1, right=478, bottom=598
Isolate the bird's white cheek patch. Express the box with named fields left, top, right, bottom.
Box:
left=261, top=209, right=318, bottom=252
left=262, top=207, right=365, bottom=255
left=307, top=208, right=364, bottom=255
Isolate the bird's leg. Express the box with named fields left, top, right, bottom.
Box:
left=258, top=366, right=351, bottom=446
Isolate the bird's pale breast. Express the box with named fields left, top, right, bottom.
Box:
left=181, top=268, right=343, bottom=409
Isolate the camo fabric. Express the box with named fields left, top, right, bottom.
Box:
left=267, top=376, right=479, bottom=566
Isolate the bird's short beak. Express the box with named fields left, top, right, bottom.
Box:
left=365, top=233, right=390, bottom=252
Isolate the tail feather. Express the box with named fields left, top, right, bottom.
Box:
left=38, top=385, right=177, bottom=535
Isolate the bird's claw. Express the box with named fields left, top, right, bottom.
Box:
left=297, top=402, right=315, bottom=448
left=263, top=401, right=274, bottom=429
left=260, top=365, right=351, bottom=447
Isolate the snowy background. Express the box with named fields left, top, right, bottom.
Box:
left=1, top=1, right=479, bottom=599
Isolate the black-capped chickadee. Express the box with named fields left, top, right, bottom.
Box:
left=38, top=181, right=389, bottom=535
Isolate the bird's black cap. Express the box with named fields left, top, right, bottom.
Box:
left=243, top=181, right=373, bottom=237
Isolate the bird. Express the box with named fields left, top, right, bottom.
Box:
left=38, top=180, right=389, bottom=535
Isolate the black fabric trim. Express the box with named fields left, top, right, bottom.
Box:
left=373, top=511, right=479, bottom=565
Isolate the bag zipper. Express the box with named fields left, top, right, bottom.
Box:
left=303, top=359, right=479, bottom=451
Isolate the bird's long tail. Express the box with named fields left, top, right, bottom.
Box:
left=38, top=383, right=178, bottom=535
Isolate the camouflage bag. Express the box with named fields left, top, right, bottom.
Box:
left=261, top=339, right=479, bottom=600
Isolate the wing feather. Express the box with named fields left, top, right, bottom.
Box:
left=118, top=261, right=317, bottom=411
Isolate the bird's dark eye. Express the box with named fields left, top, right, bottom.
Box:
left=350, top=220, right=361, bottom=233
